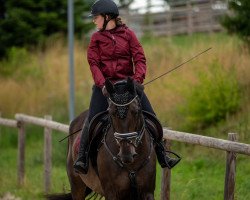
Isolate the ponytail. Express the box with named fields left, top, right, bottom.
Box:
left=115, top=17, right=124, bottom=27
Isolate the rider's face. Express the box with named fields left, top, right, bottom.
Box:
left=93, top=15, right=104, bottom=30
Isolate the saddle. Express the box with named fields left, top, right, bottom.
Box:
left=87, top=110, right=163, bottom=170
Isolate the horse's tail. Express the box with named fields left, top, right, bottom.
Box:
left=45, top=193, right=72, bottom=200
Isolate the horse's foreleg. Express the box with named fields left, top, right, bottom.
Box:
left=67, top=147, right=87, bottom=200
left=67, top=173, right=86, bottom=200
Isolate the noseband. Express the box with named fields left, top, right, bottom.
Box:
left=114, top=125, right=145, bottom=148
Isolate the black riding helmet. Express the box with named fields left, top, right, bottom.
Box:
left=90, top=0, right=119, bottom=17
left=90, top=0, right=119, bottom=31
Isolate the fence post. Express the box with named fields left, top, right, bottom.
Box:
left=187, top=0, right=193, bottom=35
left=161, top=139, right=171, bottom=200
left=224, top=133, right=237, bottom=200
left=209, top=0, right=214, bottom=34
left=44, top=115, right=52, bottom=193
left=17, top=121, right=25, bottom=186
left=0, top=111, right=2, bottom=135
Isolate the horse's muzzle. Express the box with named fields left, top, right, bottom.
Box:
left=117, top=140, right=138, bottom=164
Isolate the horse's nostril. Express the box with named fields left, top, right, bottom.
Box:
left=133, top=153, right=138, bottom=158
left=118, top=153, right=134, bottom=164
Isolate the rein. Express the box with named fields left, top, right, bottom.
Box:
left=103, top=117, right=153, bottom=199
left=103, top=122, right=153, bottom=169
left=104, top=119, right=150, bottom=168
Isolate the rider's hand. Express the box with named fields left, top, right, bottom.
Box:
left=134, top=81, right=144, bottom=95
left=102, top=85, right=108, bottom=97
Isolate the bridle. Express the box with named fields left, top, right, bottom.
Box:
left=103, top=86, right=153, bottom=198
left=108, top=95, right=138, bottom=107
left=103, top=93, right=152, bottom=167
left=108, top=95, right=146, bottom=148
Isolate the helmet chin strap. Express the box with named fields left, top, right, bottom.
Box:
left=101, top=19, right=109, bottom=31
left=100, top=14, right=113, bottom=31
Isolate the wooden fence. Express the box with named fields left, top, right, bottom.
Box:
left=121, top=0, right=228, bottom=37
left=1, top=113, right=250, bottom=199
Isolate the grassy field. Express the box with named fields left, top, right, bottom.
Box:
left=0, top=32, right=250, bottom=199
left=1, top=129, right=250, bottom=200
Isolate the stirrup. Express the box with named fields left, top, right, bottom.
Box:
left=163, top=150, right=181, bottom=169
left=165, top=150, right=181, bottom=160
left=158, top=150, right=181, bottom=169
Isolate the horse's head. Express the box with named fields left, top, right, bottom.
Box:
left=104, top=77, right=145, bottom=164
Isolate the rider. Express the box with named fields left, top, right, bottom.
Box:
left=74, top=0, right=181, bottom=174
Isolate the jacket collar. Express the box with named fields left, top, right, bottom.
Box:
left=100, top=24, right=127, bottom=34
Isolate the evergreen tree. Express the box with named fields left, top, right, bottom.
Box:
left=221, top=0, right=250, bottom=46
left=0, top=0, right=92, bottom=58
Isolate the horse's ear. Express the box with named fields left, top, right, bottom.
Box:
left=105, top=79, right=115, bottom=95
left=127, top=77, right=136, bottom=95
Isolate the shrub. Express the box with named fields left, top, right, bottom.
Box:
left=0, top=47, right=29, bottom=76
left=180, top=60, right=241, bottom=130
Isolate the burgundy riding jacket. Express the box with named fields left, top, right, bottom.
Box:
left=87, top=24, right=146, bottom=88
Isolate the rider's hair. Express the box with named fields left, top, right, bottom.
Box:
left=115, top=17, right=123, bottom=26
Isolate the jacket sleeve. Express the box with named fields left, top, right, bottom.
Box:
left=87, top=33, right=105, bottom=88
left=127, top=29, right=147, bottom=84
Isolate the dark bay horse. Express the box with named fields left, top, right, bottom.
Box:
left=47, top=78, right=156, bottom=200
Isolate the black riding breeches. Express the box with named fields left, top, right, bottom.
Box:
left=139, top=92, right=155, bottom=115
left=87, top=85, right=156, bottom=123
left=88, top=85, right=109, bottom=122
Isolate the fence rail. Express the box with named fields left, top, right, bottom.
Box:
left=0, top=118, right=17, bottom=128
left=1, top=113, right=250, bottom=199
left=163, top=129, right=250, bottom=156
left=15, top=114, right=68, bottom=133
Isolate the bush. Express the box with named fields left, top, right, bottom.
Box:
left=180, top=60, right=241, bottom=130
left=0, top=47, right=29, bottom=76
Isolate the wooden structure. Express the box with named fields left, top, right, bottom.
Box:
left=0, top=113, right=249, bottom=199
left=122, top=0, right=228, bottom=37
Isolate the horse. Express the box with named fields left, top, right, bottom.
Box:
left=47, top=78, right=158, bottom=200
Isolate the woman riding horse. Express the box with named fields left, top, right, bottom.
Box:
left=74, top=0, right=181, bottom=175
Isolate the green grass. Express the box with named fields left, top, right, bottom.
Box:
left=1, top=127, right=250, bottom=200
left=0, top=127, right=70, bottom=200
left=0, top=32, right=250, bottom=199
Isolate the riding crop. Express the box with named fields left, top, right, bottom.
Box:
left=143, top=47, right=212, bottom=86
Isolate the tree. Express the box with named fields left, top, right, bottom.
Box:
left=221, top=0, right=250, bottom=46
left=0, top=0, right=92, bottom=58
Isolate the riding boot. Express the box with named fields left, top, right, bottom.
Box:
left=73, top=120, right=90, bottom=174
left=155, top=140, right=181, bottom=169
